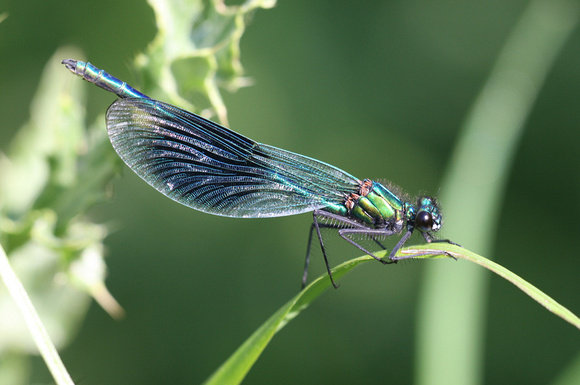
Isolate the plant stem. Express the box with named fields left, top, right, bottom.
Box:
left=0, top=244, right=74, bottom=385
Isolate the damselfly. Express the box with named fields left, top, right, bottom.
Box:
left=63, top=59, right=455, bottom=288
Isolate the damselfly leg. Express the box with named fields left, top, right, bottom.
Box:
left=302, top=210, right=397, bottom=288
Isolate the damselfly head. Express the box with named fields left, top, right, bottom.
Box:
left=413, top=196, right=442, bottom=233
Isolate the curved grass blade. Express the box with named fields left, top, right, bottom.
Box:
left=205, top=243, right=580, bottom=385
left=402, top=243, right=580, bottom=331
left=202, top=255, right=373, bottom=385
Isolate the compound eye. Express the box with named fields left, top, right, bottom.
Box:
left=415, top=211, right=433, bottom=232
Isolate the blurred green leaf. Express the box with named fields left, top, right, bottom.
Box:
left=0, top=48, right=123, bottom=384
left=416, top=1, right=580, bottom=385
left=0, top=243, right=75, bottom=385
left=135, top=0, right=276, bottom=123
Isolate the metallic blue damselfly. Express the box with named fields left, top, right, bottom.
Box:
left=63, top=59, right=455, bottom=288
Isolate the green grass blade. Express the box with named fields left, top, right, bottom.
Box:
left=402, top=244, right=580, bottom=330
left=205, top=239, right=580, bottom=385
left=202, top=255, right=372, bottom=385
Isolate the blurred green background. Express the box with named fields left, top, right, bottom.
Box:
left=1, top=0, right=579, bottom=384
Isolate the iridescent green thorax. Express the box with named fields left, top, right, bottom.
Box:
left=324, top=179, right=404, bottom=230
left=324, top=180, right=442, bottom=235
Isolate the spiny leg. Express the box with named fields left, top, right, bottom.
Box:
left=387, top=229, right=414, bottom=261
left=388, top=230, right=457, bottom=261
left=307, top=210, right=388, bottom=288
left=311, top=210, right=340, bottom=289
left=302, top=220, right=344, bottom=289
left=302, top=223, right=316, bottom=289
left=337, top=228, right=396, bottom=264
